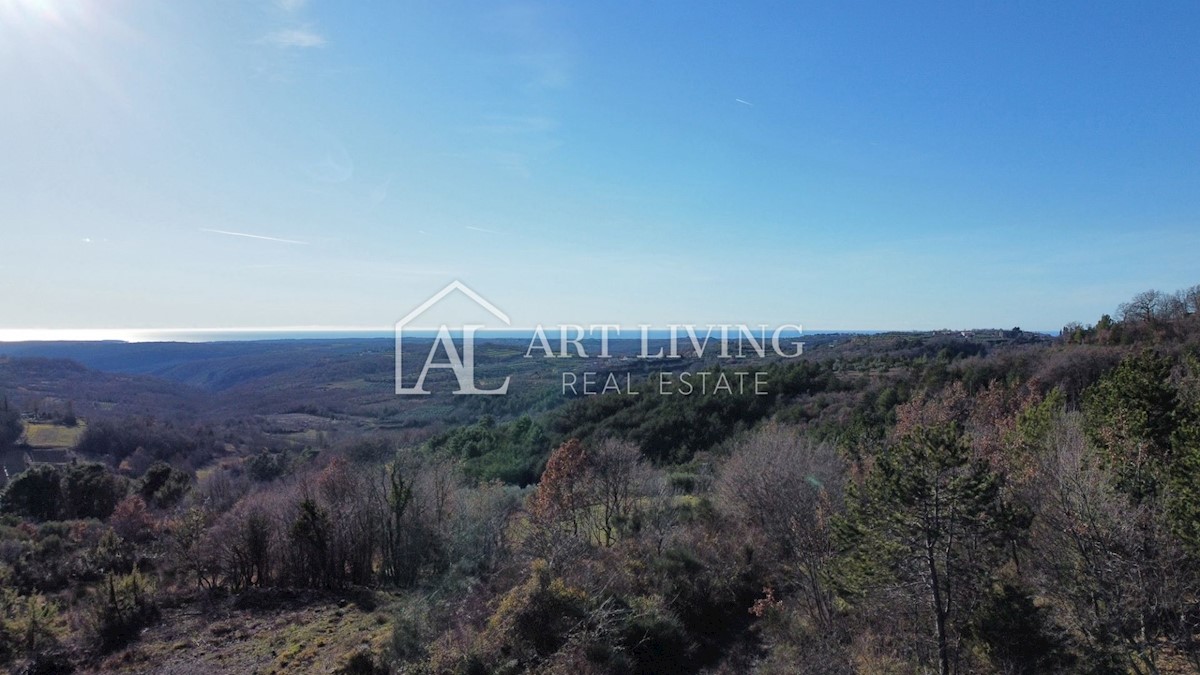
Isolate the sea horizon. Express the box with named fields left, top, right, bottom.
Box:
left=0, top=326, right=1059, bottom=344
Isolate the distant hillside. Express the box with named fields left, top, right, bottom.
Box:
left=0, top=356, right=205, bottom=422
left=0, top=340, right=394, bottom=390
left=0, top=335, right=851, bottom=421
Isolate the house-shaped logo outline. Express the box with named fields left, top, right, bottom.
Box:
left=394, top=280, right=511, bottom=395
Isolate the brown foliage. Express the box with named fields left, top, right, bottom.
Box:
left=109, top=495, right=154, bottom=543
left=530, top=438, right=589, bottom=532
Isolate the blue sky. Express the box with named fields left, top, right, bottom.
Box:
left=2, top=1, right=1198, bottom=333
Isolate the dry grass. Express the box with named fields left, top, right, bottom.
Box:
left=83, top=595, right=392, bottom=675
left=23, top=422, right=86, bottom=448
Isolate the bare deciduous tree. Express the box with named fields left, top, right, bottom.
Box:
left=584, top=438, right=655, bottom=548
left=1027, top=412, right=1200, bottom=674
left=716, top=423, right=845, bottom=627
left=1119, top=289, right=1165, bottom=324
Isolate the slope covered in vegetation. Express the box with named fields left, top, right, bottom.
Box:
left=1, top=286, right=1200, bottom=673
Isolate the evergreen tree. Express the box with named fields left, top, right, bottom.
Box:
left=0, top=465, right=64, bottom=520
left=0, top=395, right=22, bottom=447
left=837, top=424, right=1019, bottom=675
left=1084, top=349, right=1178, bottom=500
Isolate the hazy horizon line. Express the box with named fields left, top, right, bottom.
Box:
left=0, top=326, right=1057, bottom=344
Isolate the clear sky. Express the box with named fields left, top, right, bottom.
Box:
left=2, top=1, right=1198, bottom=333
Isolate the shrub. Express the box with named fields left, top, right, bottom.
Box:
left=334, top=648, right=386, bottom=675
left=475, top=560, right=589, bottom=669
left=83, top=571, right=159, bottom=653
left=0, top=466, right=64, bottom=521
left=137, top=462, right=191, bottom=509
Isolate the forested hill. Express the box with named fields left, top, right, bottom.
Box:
left=0, top=339, right=402, bottom=389
left=1, top=285, right=1200, bottom=673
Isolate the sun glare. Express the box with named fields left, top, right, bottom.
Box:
left=2, top=2, right=78, bottom=50
left=0, top=0, right=112, bottom=41
left=1, top=0, right=67, bottom=26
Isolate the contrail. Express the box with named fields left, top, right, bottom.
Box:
left=201, top=228, right=308, bottom=245
left=735, top=98, right=754, bottom=106
left=466, top=225, right=503, bottom=234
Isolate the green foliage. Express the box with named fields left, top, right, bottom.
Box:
left=0, top=396, right=21, bottom=447
left=836, top=424, right=1020, bottom=675
left=62, top=401, right=77, bottom=428
left=477, top=560, right=589, bottom=668
left=1163, top=353, right=1200, bottom=556
left=650, top=546, right=759, bottom=668
left=0, top=465, right=64, bottom=521
left=76, top=418, right=214, bottom=466
left=136, top=461, right=191, bottom=509
left=62, top=463, right=127, bottom=520
left=5, top=287, right=1200, bottom=672
left=246, top=450, right=290, bottom=482
left=426, top=415, right=548, bottom=484
left=1083, top=349, right=1200, bottom=556
left=1084, top=350, right=1178, bottom=499
left=551, top=368, right=783, bottom=464
left=1014, top=387, right=1065, bottom=450
left=0, top=460, right=125, bottom=530
left=228, top=507, right=272, bottom=590
left=380, top=462, right=416, bottom=586
left=94, top=527, right=135, bottom=575
left=1167, top=417, right=1200, bottom=555
left=85, top=571, right=159, bottom=653
left=0, top=589, right=63, bottom=666
left=290, top=498, right=333, bottom=588
left=618, top=598, right=691, bottom=675
left=969, top=583, right=1074, bottom=673
left=839, top=425, right=1011, bottom=576
left=386, top=596, right=431, bottom=665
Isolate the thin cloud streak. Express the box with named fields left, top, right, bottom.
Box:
left=201, top=228, right=309, bottom=245
left=466, top=225, right=504, bottom=235
left=261, top=27, right=326, bottom=48
left=735, top=98, right=754, bottom=106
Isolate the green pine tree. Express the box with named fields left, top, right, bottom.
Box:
left=836, top=423, right=1019, bottom=675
